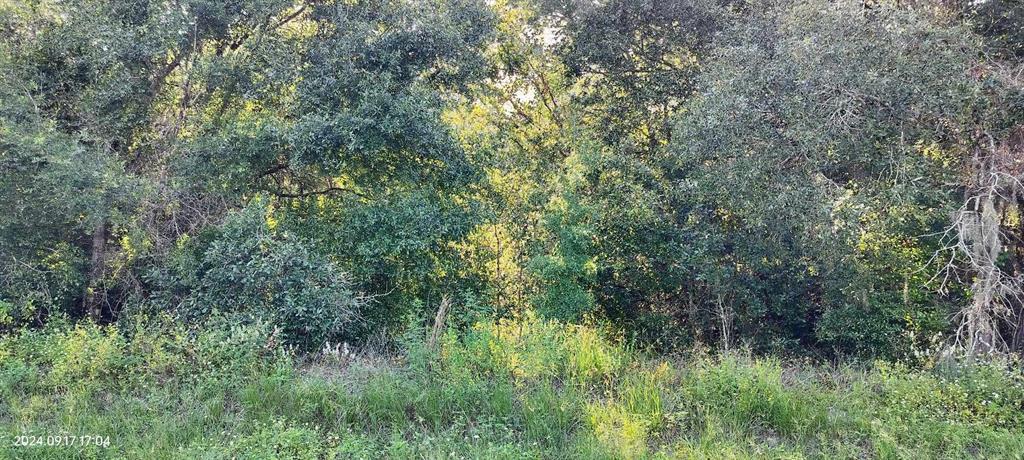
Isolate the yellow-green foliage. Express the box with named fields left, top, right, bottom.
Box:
left=585, top=364, right=669, bottom=459
left=124, top=316, right=188, bottom=379
left=0, top=300, right=14, bottom=328
left=586, top=400, right=653, bottom=459
left=447, top=312, right=624, bottom=385
left=619, top=363, right=670, bottom=429
left=47, top=324, right=125, bottom=387
left=462, top=313, right=566, bottom=381
left=563, top=323, right=624, bottom=384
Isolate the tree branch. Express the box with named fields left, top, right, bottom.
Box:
left=272, top=186, right=366, bottom=199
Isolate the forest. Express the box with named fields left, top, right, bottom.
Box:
left=1, top=0, right=1024, bottom=458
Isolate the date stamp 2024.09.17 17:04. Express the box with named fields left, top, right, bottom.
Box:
left=11, top=434, right=111, bottom=449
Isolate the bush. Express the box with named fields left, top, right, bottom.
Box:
left=442, top=312, right=625, bottom=386
left=0, top=243, right=86, bottom=329
left=47, top=324, right=126, bottom=389
left=153, top=201, right=362, bottom=350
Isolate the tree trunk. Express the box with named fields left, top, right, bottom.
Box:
left=717, top=292, right=733, bottom=351
left=82, top=221, right=106, bottom=321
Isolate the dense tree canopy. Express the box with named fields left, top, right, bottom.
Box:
left=2, top=0, right=1023, bottom=359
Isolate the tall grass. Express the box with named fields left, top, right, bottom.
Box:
left=1, top=314, right=1022, bottom=458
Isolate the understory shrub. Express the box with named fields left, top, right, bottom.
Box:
left=150, top=201, right=363, bottom=350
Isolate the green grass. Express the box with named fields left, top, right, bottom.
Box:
left=1, top=314, right=1022, bottom=459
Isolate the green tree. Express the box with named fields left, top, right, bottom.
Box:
left=1, top=0, right=495, bottom=344
left=669, top=0, right=980, bottom=355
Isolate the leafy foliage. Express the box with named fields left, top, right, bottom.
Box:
left=666, top=0, right=980, bottom=354
left=151, top=201, right=361, bottom=349
left=2, top=0, right=1024, bottom=358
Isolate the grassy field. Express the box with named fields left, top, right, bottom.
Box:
left=1, top=315, right=1023, bottom=459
